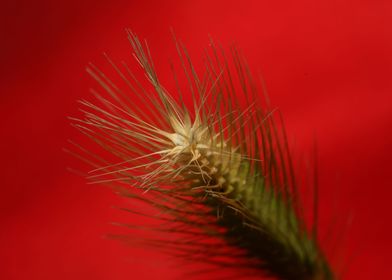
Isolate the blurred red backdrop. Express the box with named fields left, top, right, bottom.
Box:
left=1, top=0, right=391, bottom=279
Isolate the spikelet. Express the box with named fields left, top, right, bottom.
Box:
left=70, top=31, right=334, bottom=280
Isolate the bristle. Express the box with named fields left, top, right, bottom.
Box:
left=71, top=32, right=334, bottom=280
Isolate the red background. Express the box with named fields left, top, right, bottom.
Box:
left=1, top=1, right=391, bottom=279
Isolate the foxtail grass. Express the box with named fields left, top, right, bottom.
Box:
left=70, top=31, right=334, bottom=280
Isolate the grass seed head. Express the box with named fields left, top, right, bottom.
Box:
left=71, top=31, right=335, bottom=280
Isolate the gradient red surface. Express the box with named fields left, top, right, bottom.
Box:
left=1, top=1, right=391, bottom=279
